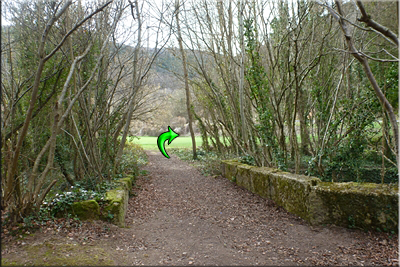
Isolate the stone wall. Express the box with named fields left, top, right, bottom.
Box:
left=71, top=175, right=136, bottom=227
left=221, top=160, right=398, bottom=232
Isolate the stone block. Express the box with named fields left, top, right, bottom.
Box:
left=71, top=199, right=100, bottom=221
left=104, top=189, right=129, bottom=227
left=221, top=160, right=398, bottom=232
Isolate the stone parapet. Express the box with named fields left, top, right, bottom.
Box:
left=71, top=175, right=136, bottom=227
left=221, top=160, right=398, bottom=232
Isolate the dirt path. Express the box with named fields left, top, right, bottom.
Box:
left=2, top=150, right=398, bottom=266
left=110, top=150, right=398, bottom=266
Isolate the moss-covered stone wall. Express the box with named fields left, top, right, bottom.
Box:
left=71, top=175, right=136, bottom=227
left=221, top=160, right=398, bottom=232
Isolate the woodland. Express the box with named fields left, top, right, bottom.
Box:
left=1, top=0, right=398, bottom=226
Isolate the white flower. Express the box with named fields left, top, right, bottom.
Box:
left=71, top=186, right=74, bottom=189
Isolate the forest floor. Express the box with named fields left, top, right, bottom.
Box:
left=2, top=150, right=399, bottom=266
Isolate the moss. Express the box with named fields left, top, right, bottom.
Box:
left=314, top=182, right=398, bottom=231
left=54, top=176, right=135, bottom=227
left=71, top=200, right=100, bottom=221
left=221, top=160, right=398, bottom=232
left=221, top=160, right=241, bottom=181
left=101, top=176, right=135, bottom=227
left=104, top=189, right=128, bottom=227
left=126, top=174, right=136, bottom=184
left=116, top=178, right=132, bottom=191
left=2, top=242, right=115, bottom=266
left=1, top=259, right=19, bottom=266
left=270, top=172, right=313, bottom=220
left=251, top=167, right=271, bottom=198
left=224, top=161, right=319, bottom=221
left=236, top=164, right=256, bottom=191
left=316, top=181, right=396, bottom=195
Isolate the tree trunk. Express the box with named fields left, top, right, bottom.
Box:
left=238, top=0, right=247, bottom=148
left=175, top=0, right=197, bottom=160
left=332, top=0, right=399, bottom=165
left=115, top=0, right=142, bottom=169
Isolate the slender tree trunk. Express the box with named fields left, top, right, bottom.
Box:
left=115, top=0, right=142, bottom=169
left=331, top=0, right=399, bottom=165
left=298, top=95, right=311, bottom=156
left=175, top=0, right=197, bottom=159
left=238, top=0, right=247, bottom=148
left=3, top=0, right=113, bottom=217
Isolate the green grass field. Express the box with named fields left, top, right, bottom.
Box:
left=127, top=136, right=203, bottom=150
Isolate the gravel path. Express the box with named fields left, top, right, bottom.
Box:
left=111, top=150, right=398, bottom=266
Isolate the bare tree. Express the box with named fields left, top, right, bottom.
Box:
left=114, top=0, right=174, bottom=169
left=175, top=0, right=197, bottom=159
left=321, top=0, right=399, bottom=166
left=2, top=0, right=114, bottom=220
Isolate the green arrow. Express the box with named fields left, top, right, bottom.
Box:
left=157, top=126, right=179, bottom=158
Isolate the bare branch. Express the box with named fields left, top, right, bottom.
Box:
left=358, top=51, right=398, bottom=63
left=356, top=1, right=398, bottom=47
left=44, top=0, right=113, bottom=62
left=333, top=48, right=398, bottom=62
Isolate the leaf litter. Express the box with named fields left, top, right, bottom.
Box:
left=2, top=150, right=398, bottom=266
